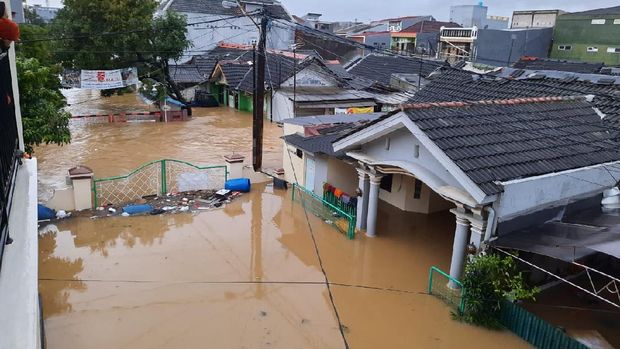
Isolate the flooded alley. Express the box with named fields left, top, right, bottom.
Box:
left=36, top=91, right=530, bottom=348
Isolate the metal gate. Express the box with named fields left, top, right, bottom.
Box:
left=92, top=159, right=227, bottom=207
left=291, top=183, right=356, bottom=239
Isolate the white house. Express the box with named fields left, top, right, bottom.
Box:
left=332, top=96, right=620, bottom=284
left=159, top=0, right=294, bottom=62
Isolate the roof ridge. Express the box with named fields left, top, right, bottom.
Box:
left=399, top=96, right=583, bottom=111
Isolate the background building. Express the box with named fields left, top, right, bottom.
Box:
left=9, top=0, right=23, bottom=22
left=473, top=27, right=553, bottom=66
left=449, top=3, right=509, bottom=29
left=550, top=6, right=620, bottom=65
left=511, top=9, right=566, bottom=29
left=26, top=5, right=60, bottom=23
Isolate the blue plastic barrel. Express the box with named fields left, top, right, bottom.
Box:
left=225, top=178, right=251, bottom=192
left=38, top=204, right=56, bottom=220
left=122, top=204, right=153, bottom=215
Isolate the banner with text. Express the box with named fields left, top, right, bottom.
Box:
left=62, top=67, right=138, bottom=89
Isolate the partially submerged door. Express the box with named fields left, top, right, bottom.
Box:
left=305, top=156, right=315, bottom=192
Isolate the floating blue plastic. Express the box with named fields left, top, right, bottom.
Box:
left=122, top=204, right=153, bottom=215
left=38, top=204, right=56, bottom=220
left=225, top=178, right=251, bottom=192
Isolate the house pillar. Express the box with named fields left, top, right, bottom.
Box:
left=448, top=211, right=471, bottom=288
left=469, top=217, right=487, bottom=253
left=355, top=169, right=370, bottom=230
left=224, top=154, right=245, bottom=179
left=68, top=166, right=94, bottom=211
left=366, top=173, right=383, bottom=237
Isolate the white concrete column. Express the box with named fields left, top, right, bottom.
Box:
left=448, top=214, right=470, bottom=288
left=469, top=219, right=486, bottom=252
left=224, top=154, right=245, bottom=179
left=355, top=169, right=370, bottom=230
left=366, top=174, right=383, bottom=237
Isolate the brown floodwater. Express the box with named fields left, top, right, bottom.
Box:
left=37, top=90, right=530, bottom=348
left=39, top=184, right=529, bottom=349
left=36, top=89, right=283, bottom=201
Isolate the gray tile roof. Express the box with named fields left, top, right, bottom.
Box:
left=283, top=133, right=346, bottom=157
left=346, top=54, right=447, bottom=87
left=167, top=0, right=290, bottom=19
left=170, top=46, right=249, bottom=84
left=410, top=67, right=620, bottom=126
left=283, top=113, right=383, bottom=126
left=512, top=58, right=605, bottom=74
left=338, top=98, right=620, bottom=195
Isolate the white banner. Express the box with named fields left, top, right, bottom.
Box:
left=71, top=68, right=138, bottom=90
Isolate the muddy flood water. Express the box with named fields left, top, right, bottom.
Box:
left=36, top=90, right=530, bottom=348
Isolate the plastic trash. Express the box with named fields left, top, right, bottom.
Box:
left=122, top=204, right=154, bottom=215
left=38, top=204, right=56, bottom=220
left=224, top=178, right=251, bottom=193
left=162, top=206, right=176, bottom=211
left=121, top=212, right=130, bottom=217
left=56, top=210, right=69, bottom=219
left=108, top=207, right=117, bottom=213
left=179, top=206, right=189, bottom=212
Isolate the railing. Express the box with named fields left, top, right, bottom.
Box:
left=93, top=159, right=228, bottom=207
left=428, top=266, right=466, bottom=314
left=323, top=186, right=357, bottom=218
left=500, top=301, right=588, bottom=349
left=292, top=183, right=356, bottom=239
left=427, top=266, right=588, bottom=349
left=0, top=50, right=20, bottom=271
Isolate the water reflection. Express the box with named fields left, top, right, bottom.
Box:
left=39, top=226, right=85, bottom=318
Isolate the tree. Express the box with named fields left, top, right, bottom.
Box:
left=16, top=58, right=71, bottom=153
left=51, top=0, right=190, bottom=101
left=457, top=253, right=538, bottom=329
left=16, top=24, right=53, bottom=65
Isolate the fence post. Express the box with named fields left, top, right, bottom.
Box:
left=428, top=267, right=434, bottom=294
left=161, top=160, right=167, bottom=195
left=92, top=180, right=98, bottom=208
left=291, top=183, right=296, bottom=201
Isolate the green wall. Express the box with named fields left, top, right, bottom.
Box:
left=550, top=15, right=620, bottom=65
left=238, top=93, right=253, bottom=112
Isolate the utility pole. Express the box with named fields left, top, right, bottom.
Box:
left=252, top=14, right=268, bottom=172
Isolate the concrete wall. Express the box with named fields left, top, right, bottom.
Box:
left=511, top=12, right=560, bottom=28
left=415, top=32, right=440, bottom=56
left=361, top=127, right=466, bottom=193
left=550, top=14, right=620, bottom=65
left=450, top=5, right=487, bottom=27
left=325, top=157, right=358, bottom=196
left=364, top=33, right=392, bottom=49
left=379, top=174, right=452, bottom=214
left=494, top=163, right=620, bottom=221
left=273, top=91, right=294, bottom=123
left=0, top=159, right=40, bottom=349
left=46, top=187, right=75, bottom=211
left=474, top=28, right=553, bottom=66
left=10, top=0, right=23, bottom=22
left=313, top=155, right=329, bottom=195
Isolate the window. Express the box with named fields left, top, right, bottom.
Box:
left=591, top=19, right=606, bottom=24
left=607, top=47, right=620, bottom=53
left=413, top=179, right=423, bottom=199
left=587, top=47, right=599, bottom=52
left=614, top=19, right=620, bottom=24
left=296, top=149, right=303, bottom=158
left=380, top=174, right=393, bottom=192
left=558, top=45, right=572, bottom=51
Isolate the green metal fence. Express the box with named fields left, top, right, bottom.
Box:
left=499, top=301, right=588, bottom=349
left=428, top=266, right=588, bottom=349
left=92, top=159, right=228, bottom=207
left=428, top=266, right=466, bottom=314
left=323, top=188, right=357, bottom=218
left=292, top=183, right=356, bottom=239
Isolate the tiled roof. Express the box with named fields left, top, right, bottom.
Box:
left=340, top=98, right=620, bottom=195
left=401, top=21, right=461, bottom=33
left=346, top=54, right=447, bottom=87
left=283, top=132, right=346, bottom=157
left=167, top=0, right=290, bottom=19
left=513, top=57, right=605, bottom=74
left=170, top=46, right=249, bottom=84
left=169, top=65, right=208, bottom=84
left=405, top=98, right=620, bottom=194
left=410, top=67, right=620, bottom=126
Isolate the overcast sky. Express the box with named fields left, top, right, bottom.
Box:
left=27, top=0, right=618, bottom=22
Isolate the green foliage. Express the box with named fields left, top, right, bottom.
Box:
left=16, top=58, right=71, bottom=153
left=50, top=0, right=191, bottom=99
left=16, top=24, right=53, bottom=65
left=458, top=253, right=538, bottom=329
